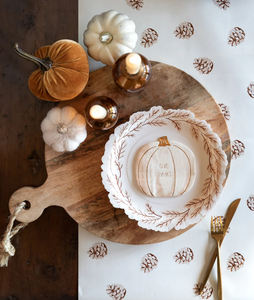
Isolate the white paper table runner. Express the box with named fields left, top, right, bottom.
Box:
left=78, top=1, right=254, bottom=299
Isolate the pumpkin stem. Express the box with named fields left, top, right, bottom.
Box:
left=99, top=32, right=113, bottom=44
left=158, top=136, right=171, bottom=146
left=13, top=43, right=52, bottom=72
left=57, top=123, right=68, bottom=134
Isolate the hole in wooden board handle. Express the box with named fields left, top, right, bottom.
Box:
left=8, top=184, right=50, bottom=223
left=24, top=200, right=31, bottom=210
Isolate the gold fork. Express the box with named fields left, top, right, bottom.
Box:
left=211, top=216, right=224, bottom=300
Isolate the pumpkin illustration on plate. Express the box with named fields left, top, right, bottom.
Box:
left=13, top=39, right=89, bottom=102
left=135, top=136, right=196, bottom=197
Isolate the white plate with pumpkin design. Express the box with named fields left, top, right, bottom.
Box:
left=101, top=106, right=227, bottom=232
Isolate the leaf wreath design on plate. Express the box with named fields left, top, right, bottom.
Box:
left=193, top=283, right=213, bottom=299
left=103, top=106, right=227, bottom=231
left=126, top=0, right=144, bottom=10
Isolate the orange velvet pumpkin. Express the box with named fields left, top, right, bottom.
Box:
left=14, top=39, right=89, bottom=102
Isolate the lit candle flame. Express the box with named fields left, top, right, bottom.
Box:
left=89, top=105, right=107, bottom=119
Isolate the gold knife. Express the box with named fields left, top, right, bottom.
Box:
left=199, top=198, right=241, bottom=295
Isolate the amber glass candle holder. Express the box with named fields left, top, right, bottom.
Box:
left=85, top=96, right=119, bottom=130
left=112, top=53, right=152, bottom=93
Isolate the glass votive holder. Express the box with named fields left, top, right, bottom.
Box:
left=112, top=52, right=152, bottom=93
left=85, top=96, right=119, bottom=130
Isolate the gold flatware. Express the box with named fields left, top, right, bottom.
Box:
left=211, top=216, right=224, bottom=300
left=199, top=198, right=241, bottom=294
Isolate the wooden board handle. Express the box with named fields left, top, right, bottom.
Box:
left=9, top=180, right=53, bottom=223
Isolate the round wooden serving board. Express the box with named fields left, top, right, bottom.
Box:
left=9, top=61, right=231, bottom=245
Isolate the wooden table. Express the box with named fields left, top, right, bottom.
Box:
left=0, top=1, right=78, bottom=298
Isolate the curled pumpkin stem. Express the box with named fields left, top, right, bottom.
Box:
left=13, top=43, right=52, bottom=72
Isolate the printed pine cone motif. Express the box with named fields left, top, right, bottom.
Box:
left=174, top=22, right=194, bottom=39
left=87, top=242, right=107, bottom=259
left=193, top=283, right=213, bottom=299
left=126, top=0, right=144, bottom=10
left=213, top=0, right=231, bottom=10
left=141, top=28, right=158, bottom=48
left=247, top=82, right=254, bottom=98
left=140, top=253, right=158, bottom=273
left=231, top=139, right=245, bottom=159
left=174, top=247, right=194, bottom=264
left=193, top=57, right=213, bottom=74
left=106, top=284, right=126, bottom=300
left=228, top=27, right=245, bottom=46
left=247, top=195, right=254, bottom=211
left=227, top=252, right=245, bottom=272
left=218, top=103, right=230, bottom=121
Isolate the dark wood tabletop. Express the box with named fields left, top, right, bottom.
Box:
left=0, top=1, right=78, bottom=298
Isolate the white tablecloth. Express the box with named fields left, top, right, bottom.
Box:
left=78, top=1, right=254, bottom=299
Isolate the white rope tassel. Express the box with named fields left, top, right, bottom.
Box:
left=0, top=202, right=28, bottom=267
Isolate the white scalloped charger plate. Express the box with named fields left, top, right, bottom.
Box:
left=101, top=106, right=228, bottom=232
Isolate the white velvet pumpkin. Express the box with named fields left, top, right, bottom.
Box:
left=136, top=137, right=196, bottom=197
left=41, top=106, right=87, bottom=152
left=83, top=10, right=138, bottom=66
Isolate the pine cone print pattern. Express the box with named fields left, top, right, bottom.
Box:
left=247, top=82, right=254, bottom=98
left=174, top=22, right=194, bottom=39
left=227, top=252, right=245, bottom=272
left=193, top=283, right=213, bottom=299
left=174, top=247, right=194, bottom=264
left=213, top=0, right=231, bottom=10
left=247, top=195, right=254, bottom=211
left=87, top=242, right=108, bottom=259
left=140, top=253, right=158, bottom=273
left=140, top=28, right=158, bottom=48
left=228, top=27, right=245, bottom=46
left=126, top=0, right=144, bottom=10
left=193, top=57, right=214, bottom=74
left=231, top=140, right=245, bottom=159
left=218, top=103, right=230, bottom=121
left=106, top=284, right=126, bottom=300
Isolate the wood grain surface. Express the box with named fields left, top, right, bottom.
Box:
left=0, top=1, right=78, bottom=299
left=9, top=62, right=231, bottom=245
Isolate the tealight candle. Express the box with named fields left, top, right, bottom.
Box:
left=112, top=53, right=152, bottom=93
left=125, top=53, right=141, bottom=75
left=89, top=104, right=107, bottom=120
left=85, top=96, right=119, bottom=130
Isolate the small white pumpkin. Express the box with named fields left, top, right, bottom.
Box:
left=83, top=10, right=138, bottom=66
left=136, top=136, right=196, bottom=197
left=41, top=106, right=87, bottom=152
